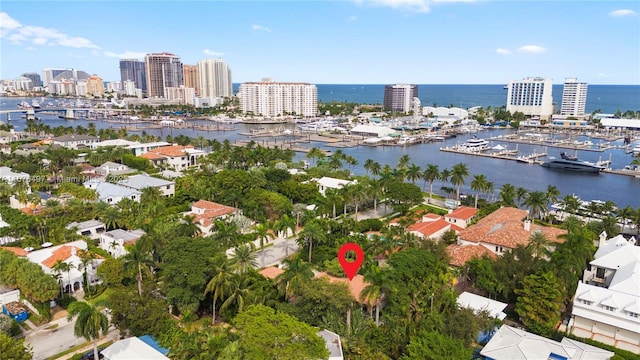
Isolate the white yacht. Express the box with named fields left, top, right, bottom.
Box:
left=459, top=136, right=489, bottom=152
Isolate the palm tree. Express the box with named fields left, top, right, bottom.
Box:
left=360, top=266, right=394, bottom=326
left=78, top=250, right=96, bottom=292
left=306, top=147, right=326, bottom=168
left=324, top=188, right=343, bottom=220
left=346, top=182, right=367, bottom=221
left=618, top=206, right=635, bottom=233
left=51, top=260, right=69, bottom=295
left=545, top=185, right=561, bottom=211
left=527, top=231, right=550, bottom=259
left=231, top=244, right=257, bottom=274
left=470, top=174, right=488, bottom=209
left=364, top=159, right=381, bottom=177
left=366, top=178, right=384, bottom=214
left=450, top=163, right=470, bottom=206
left=524, top=191, right=547, bottom=220
left=439, top=168, right=451, bottom=197
left=254, top=223, right=274, bottom=268
left=122, top=241, right=154, bottom=296
left=396, top=154, right=411, bottom=172
left=515, top=187, right=528, bottom=208
left=276, top=258, right=313, bottom=301
left=67, top=301, right=109, bottom=360
left=559, top=195, right=581, bottom=219
left=204, top=259, right=234, bottom=324
left=422, top=164, right=439, bottom=197
left=297, top=220, right=327, bottom=263
left=274, top=214, right=296, bottom=257
left=219, top=275, right=249, bottom=317
left=211, top=219, right=240, bottom=248
left=405, top=164, right=422, bottom=185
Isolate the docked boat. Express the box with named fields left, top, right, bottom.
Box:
left=459, top=136, right=489, bottom=152
left=18, top=101, right=32, bottom=109
left=541, top=152, right=604, bottom=173
left=31, top=99, right=41, bottom=109
left=632, top=146, right=640, bottom=156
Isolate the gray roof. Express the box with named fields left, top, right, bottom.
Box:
left=66, top=219, right=106, bottom=231
left=102, top=229, right=145, bottom=242
left=120, top=174, right=174, bottom=190
left=52, top=134, right=99, bottom=142
left=85, top=181, right=141, bottom=201
left=318, top=330, right=343, bottom=359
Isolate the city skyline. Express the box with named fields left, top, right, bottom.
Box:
left=1, top=1, right=639, bottom=85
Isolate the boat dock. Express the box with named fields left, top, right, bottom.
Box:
left=487, top=134, right=617, bottom=152
left=440, top=146, right=547, bottom=164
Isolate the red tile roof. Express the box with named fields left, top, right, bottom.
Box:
left=447, top=206, right=478, bottom=221
left=408, top=218, right=451, bottom=238
left=140, top=152, right=166, bottom=160
left=457, top=207, right=566, bottom=249
left=189, top=200, right=238, bottom=228
left=1, top=247, right=27, bottom=257
left=259, top=266, right=284, bottom=279
left=147, top=145, right=194, bottom=158
left=446, top=244, right=498, bottom=267
left=41, top=246, right=80, bottom=268
left=315, top=272, right=369, bottom=304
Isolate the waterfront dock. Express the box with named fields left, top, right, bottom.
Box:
left=440, top=146, right=547, bottom=164
left=487, top=134, right=617, bottom=152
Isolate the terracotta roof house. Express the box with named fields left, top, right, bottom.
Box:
left=445, top=207, right=565, bottom=266
left=25, top=240, right=103, bottom=293
left=445, top=206, right=478, bottom=229
left=446, top=243, right=498, bottom=267
left=139, top=145, right=205, bottom=171
left=259, top=266, right=285, bottom=280
left=0, top=247, right=27, bottom=257
left=407, top=213, right=464, bottom=241
left=315, top=272, right=369, bottom=305
left=183, top=200, right=240, bottom=236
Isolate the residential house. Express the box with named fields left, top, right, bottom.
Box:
left=119, top=174, right=175, bottom=197
left=128, top=141, right=170, bottom=156
left=313, top=176, right=355, bottom=196
left=25, top=240, right=103, bottom=293
left=66, top=219, right=107, bottom=240
left=445, top=207, right=566, bottom=266
left=457, top=291, right=508, bottom=321
left=95, top=162, right=136, bottom=176
left=569, top=233, right=640, bottom=353
left=99, top=229, right=146, bottom=258
left=0, top=130, right=16, bottom=144
left=184, top=200, right=240, bottom=235
left=0, top=166, right=30, bottom=185
left=91, top=139, right=140, bottom=149
left=101, top=336, right=170, bottom=360
left=139, top=145, right=206, bottom=171
left=407, top=213, right=463, bottom=241
left=481, top=324, right=614, bottom=360
left=444, top=206, right=477, bottom=229
left=51, top=134, right=99, bottom=149
left=83, top=180, right=141, bottom=204
left=318, top=329, right=344, bottom=360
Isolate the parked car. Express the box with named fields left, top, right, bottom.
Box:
left=80, top=348, right=105, bottom=360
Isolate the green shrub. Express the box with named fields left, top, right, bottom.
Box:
left=357, top=218, right=383, bottom=232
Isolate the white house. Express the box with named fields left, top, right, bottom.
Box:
left=128, top=141, right=170, bottom=156
left=349, top=124, right=396, bottom=138
left=569, top=233, right=640, bottom=353
left=313, top=177, right=355, bottom=196
left=139, top=145, right=206, bottom=171
left=318, top=329, right=344, bottom=360
left=481, top=325, right=614, bottom=360
left=183, top=200, right=240, bottom=236
left=83, top=180, right=141, bottom=204
left=119, top=174, right=175, bottom=197
left=0, top=166, right=30, bottom=185
left=99, top=229, right=146, bottom=258
left=101, top=337, right=169, bottom=360
left=25, top=240, right=103, bottom=293
left=95, top=162, right=136, bottom=176
left=51, top=134, right=99, bottom=149
left=444, top=206, right=477, bottom=229
left=66, top=219, right=106, bottom=239
left=457, top=292, right=508, bottom=321
left=407, top=213, right=461, bottom=241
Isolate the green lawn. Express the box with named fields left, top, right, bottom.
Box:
left=87, top=287, right=114, bottom=305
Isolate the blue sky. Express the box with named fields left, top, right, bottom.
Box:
left=1, top=1, right=639, bottom=84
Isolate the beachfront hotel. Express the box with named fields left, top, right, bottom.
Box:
left=145, top=52, right=184, bottom=98
left=237, top=79, right=317, bottom=118
left=561, top=77, right=588, bottom=116
left=198, top=59, right=233, bottom=98
left=506, top=77, right=554, bottom=120
left=383, top=84, right=418, bottom=114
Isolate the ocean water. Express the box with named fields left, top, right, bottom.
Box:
left=234, top=84, right=640, bottom=114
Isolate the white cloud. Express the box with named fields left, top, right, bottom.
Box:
left=495, top=48, right=511, bottom=55
left=609, top=9, right=637, bottom=17
left=348, top=15, right=358, bottom=21
left=352, top=0, right=476, bottom=13
left=103, top=50, right=147, bottom=59
left=203, top=49, right=224, bottom=57
left=252, top=24, right=271, bottom=32
left=0, top=12, right=100, bottom=49
left=0, top=12, right=21, bottom=29
left=517, top=45, right=547, bottom=54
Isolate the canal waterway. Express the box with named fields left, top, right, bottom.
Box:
left=1, top=97, right=639, bottom=209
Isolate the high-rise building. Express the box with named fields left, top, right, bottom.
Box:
left=238, top=79, right=317, bottom=117
left=506, top=77, right=553, bottom=119
left=21, top=73, right=42, bottom=87
left=42, top=68, right=67, bottom=86
left=197, top=58, right=232, bottom=98
left=183, top=65, right=199, bottom=96
left=560, top=78, right=588, bottom=117
left=119, top=59, right=147, bottom=93
left=144, top=52, right=183, bottom=98
left=384, top=84, right=418, bottom=114
left=165, top=86, right=196, bottom=105
left=86, top=75, right=105, bottom=97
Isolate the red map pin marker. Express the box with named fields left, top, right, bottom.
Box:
left=338, top=243, right=364, bottom=281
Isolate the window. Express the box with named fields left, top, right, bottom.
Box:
left=629, top=312, right=639, bottom=318
left=596, top=267, right=606, bottom=279
left=166, top=185, right=170, bottom=189
left=603, top=305, right=615, bottom=312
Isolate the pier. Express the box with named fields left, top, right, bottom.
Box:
left=487, top=134, right=617, bottom=152
left=440, top=146, right=547, bottom=164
